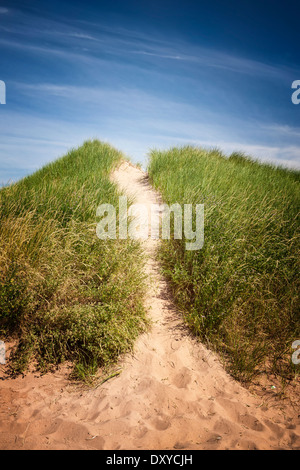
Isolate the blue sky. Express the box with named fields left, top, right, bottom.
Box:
left=0, top=0, right=299, bottom=183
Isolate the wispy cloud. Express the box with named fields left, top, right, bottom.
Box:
left=3, top=82, right=300, bottom=174
left=67, top=32, right=100, bottom=41
left=262, top=124, right=300, bottom=138
left=131, top=50, right=183, bottom=60
left=1, top=7, right=299, bottom=181
left=1, top=8, right=296, bottom=82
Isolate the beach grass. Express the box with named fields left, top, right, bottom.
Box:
left=148, top=146, right=299, bottom=382
left=0, top=140, right=147, bottom=381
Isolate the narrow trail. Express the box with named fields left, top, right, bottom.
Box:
left=0, top=161, right=299, bottom=450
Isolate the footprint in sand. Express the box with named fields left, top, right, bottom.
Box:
left=172, top=367, right=192, bottom=389
left=152, top=416, right=171, bottom=431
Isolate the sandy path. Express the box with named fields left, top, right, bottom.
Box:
left=0, top=161, right=299, bottom=450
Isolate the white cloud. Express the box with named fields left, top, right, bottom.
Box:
left=0, top=8, right=296, bottom=82
left=1, top=8, right=299, bottom=179
left=1, top=94, right=299, bottom=183
left=262, top=124, right=300, bottom=138
left=67, top=32, right=99, bottom=41
left=131, top=50, right=183, bottom=60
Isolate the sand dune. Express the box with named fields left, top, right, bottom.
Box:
left=0, top=161, right=299, bottom=450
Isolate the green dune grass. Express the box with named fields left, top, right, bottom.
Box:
left=148, top=146, right=300, bottom=383
left=0, top=140, right=147, bottom=380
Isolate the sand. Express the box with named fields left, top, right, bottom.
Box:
left=0, top=161, right=299, bottom=450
